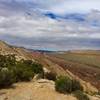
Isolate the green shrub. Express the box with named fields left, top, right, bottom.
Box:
left=13, top=61, right=44, bottom=82
left=21, top=60, right=44, bottom=75
left=55, top=76, right=72, bottom=93
left=30, top=63, right=44, bottom=74
left=0, top=54, right=44, bottom=88
left=45, top=72, right=56, bottom=81
left=13, top=63, right=34, bottom=82
left=0, top=54, right=16, bottom=68
left=55, top=76, right=83, bottom=94
left=74, top=90, right=89, bottom=100
left=72, top=79, right=83, bottom=91
left=0, top=68, right=15, bottom=88
left=22, top=60, right=33, bottom=65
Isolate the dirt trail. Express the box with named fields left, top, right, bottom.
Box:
left=0, top=79, right=76, bottom=100
left=0, top=79, right=99, bottom=100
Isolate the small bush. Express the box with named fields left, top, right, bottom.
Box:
left=12, top=60, right=44, bottom=82
left=45, top=72, right=56, bottom=81
left=74, top=90, right=89, bottom=100
left=30, top=63, right=44, bottom=74
left=13, top=64, right=34, bottom=82
left=72, top=79, right=83, bottom=91
left=0, top=54, right=16, bottom=68
left=55, top=76, right=83, bottom=94
left=22, top=60, right=44, bottom=75
left=55, top=76, right=72, bottom=93
left=0, top=68, right=15, bottom=88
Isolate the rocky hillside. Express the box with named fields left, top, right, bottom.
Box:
left=0, top=40, right=100, bottom=100
left=0, top=40, right=99, bottom=92
left=0, top=79, right=99, bottom=100
left=0, top=40, right=34, bottom=61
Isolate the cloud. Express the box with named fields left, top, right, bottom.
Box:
left=0, top=0, right=100, bottom=50
left=1, top=34, right=100, bottom=50
left=50, top=0, right=100, bottom=14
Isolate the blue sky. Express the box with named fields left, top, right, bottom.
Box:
left=0, top=0, right=100, bottom=50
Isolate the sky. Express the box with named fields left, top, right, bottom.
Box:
left=0, top=0, right=100, bottom=51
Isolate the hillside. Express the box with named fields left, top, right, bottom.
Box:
left=0, top=40, right=34, bottom=61
left=0, top=79, right=99, bottom=100
left=48, top=51, right=100, bottom=90
left=0, top=40, right=100, bottom=100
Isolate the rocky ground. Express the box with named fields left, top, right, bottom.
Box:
left=0, top=79, right=76, bottom=100
left=0, top=79, right=99, bottom=100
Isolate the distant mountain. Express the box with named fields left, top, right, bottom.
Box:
left=28, top=49, right=56, bottom=53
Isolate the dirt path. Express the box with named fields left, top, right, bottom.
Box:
left=0, top=79, right=76, bottom=100
left=0, top=79, right=99, bottom=100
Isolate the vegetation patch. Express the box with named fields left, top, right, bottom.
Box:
left=0, top=68, right=15, bottom=88
left=55, top=76, right=89, bottom=100
left=73, top=90, right=89, bottom=100
left=0, top=54, right=44, bottom=88
left=55, top=76, right=83, bottom=93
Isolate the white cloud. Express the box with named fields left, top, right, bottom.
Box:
left=0, top=11, right=100, bottom=39
left=0, top=0, right=100, bottom=50
left=50, top=0, right=100, bottom=14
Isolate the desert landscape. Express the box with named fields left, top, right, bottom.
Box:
left=0, top=0, right=100, bottom=100
left=0, top=41, right=100, bottom=100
